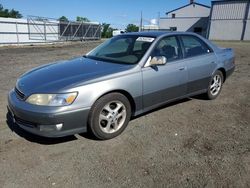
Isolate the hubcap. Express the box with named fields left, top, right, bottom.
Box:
left=210, top=74, right=222, bottom=96
left=99, top=101, right=126, bottom=134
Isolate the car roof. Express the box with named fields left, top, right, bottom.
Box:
left=123, top=31, right=196, bottom=38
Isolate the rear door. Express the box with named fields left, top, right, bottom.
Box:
left=142, top=36, right=188, bottom=110
left=179, top=35, right=217, bottom=94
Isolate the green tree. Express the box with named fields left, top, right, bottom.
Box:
left=125, top=24, right=139, bottom=32
left=76, top=16, right=90, bottom=22
left=0, top=4, right=22, bottom=18
left=9, top=9, right=22, bottom=18
left=101, top=23, right=114, bottom=38
left=101, top=23, right=110, bottom=38
left=58, top=16, right=69, bottom=22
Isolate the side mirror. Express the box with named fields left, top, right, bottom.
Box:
left=149, top=56, right=167, bottom=66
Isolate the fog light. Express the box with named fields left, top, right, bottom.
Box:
left=39, top=123, right=63, bottom=131
left=55, top=123, right=63, bottom=130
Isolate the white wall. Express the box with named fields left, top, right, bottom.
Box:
left=245, top=3, right=250, bottom=40
left=209, top=20, right=244, bottom=40
left=211, top=1, right=246, bottom=20
left=208, top=1, right=249, bottom=41
left=159, top=18, right=200, bottom=31
left=159, top=17, right=209, bottom=37
left=0, top=17, right=59, bottom=44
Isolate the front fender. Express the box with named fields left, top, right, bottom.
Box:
left=69, top=71, right=143, bottom=113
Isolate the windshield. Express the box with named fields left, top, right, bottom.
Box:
left=86, top=35, right=155, bottom=64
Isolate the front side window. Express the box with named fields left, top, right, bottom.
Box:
left=151, top=36, right=182, bottom=62
left=87, top=35, right=155, bottom=64
left=181, top=35, right=211, bottom=58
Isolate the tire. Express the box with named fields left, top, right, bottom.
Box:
left=88, top=93, right=131, bottom=140
left=206, top=70, right=224, bottom=100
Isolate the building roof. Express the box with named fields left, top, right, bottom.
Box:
left=212, top=0, right=250, bottom=4
left=166, top=2, right=211, bottom=15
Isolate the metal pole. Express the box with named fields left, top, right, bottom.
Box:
left=72, top=22, right=83, bottom=40
left=70, top=24, right=73, bottom=40
left=27, top=18, right=31, bottom=40
left=58, top=21, right=60, bottom=41
left=241, top=1, right=250, bottom=41
left=15, top=21, right=20, bottom=45
left=99, top=24, right=102, bottom=40
left=158, top=12, right=160, bottom=29
left=93, top=24, right=101, bottom=39
left=44, top=20, right=47, bottom=41
left=46, top=21, right=58, bottom=39
left=206, top=1, right=214, bottom=39
left=81, top=23, right=84, bottom=40
left=139, top=11, right=143, bottom=32
left=83, top=24, right=92, bottom=39
left=29, top=18, right=45, bottom=40
left=60, top=22, right=71, bottom=39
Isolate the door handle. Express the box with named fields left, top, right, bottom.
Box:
left=179, top=67, right=185, bottom=71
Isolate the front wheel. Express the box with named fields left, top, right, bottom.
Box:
left=88, top=93, right=131, bottom=140
left=206, top=70, right=224, bottom=100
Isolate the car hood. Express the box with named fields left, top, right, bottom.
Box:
left=16, top=57, right=135, bottom=95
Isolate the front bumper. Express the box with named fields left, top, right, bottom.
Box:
left=7, top=89, right=90, bottom=137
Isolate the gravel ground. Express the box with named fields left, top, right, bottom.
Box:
left=0, top=41, right=249, bottom=188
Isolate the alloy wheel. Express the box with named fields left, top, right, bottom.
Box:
left=99, top=101, right=127, bottom=134
left=210, top=74, right=222, bottom=96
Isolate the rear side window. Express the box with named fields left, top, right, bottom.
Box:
left=181, top=35, right=211, bottom=58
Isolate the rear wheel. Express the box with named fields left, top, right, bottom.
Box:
left=88, top=93, right=131, bottom=140
left=206, top=70, right=224, bottom=100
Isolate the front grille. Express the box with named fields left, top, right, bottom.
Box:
left=15, top=87, right=25, bottom=100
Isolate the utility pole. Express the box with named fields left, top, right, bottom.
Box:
left=139, top=11, right=143, bottom=32
left=158, top=12, right=160, bottom=28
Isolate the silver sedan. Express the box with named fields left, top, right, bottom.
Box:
left=8, top=32, right=235, bottom=140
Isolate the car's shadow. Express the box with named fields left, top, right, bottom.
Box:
left=6, top=94, right=206, bottom=144
left=6, top=114, right=77, bottom=145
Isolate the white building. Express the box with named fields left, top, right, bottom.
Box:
left=208, top=0, right=250, bottom=41
left=159, top=0, right=211, bottom=37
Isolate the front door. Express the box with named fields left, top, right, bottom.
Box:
left=142, top=36, right=188, bottom=110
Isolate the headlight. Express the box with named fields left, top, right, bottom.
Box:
left=26, top=92, right=78, bottom=106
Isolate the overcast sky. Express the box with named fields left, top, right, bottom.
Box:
left=0, top=0, right=211, bottom=28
